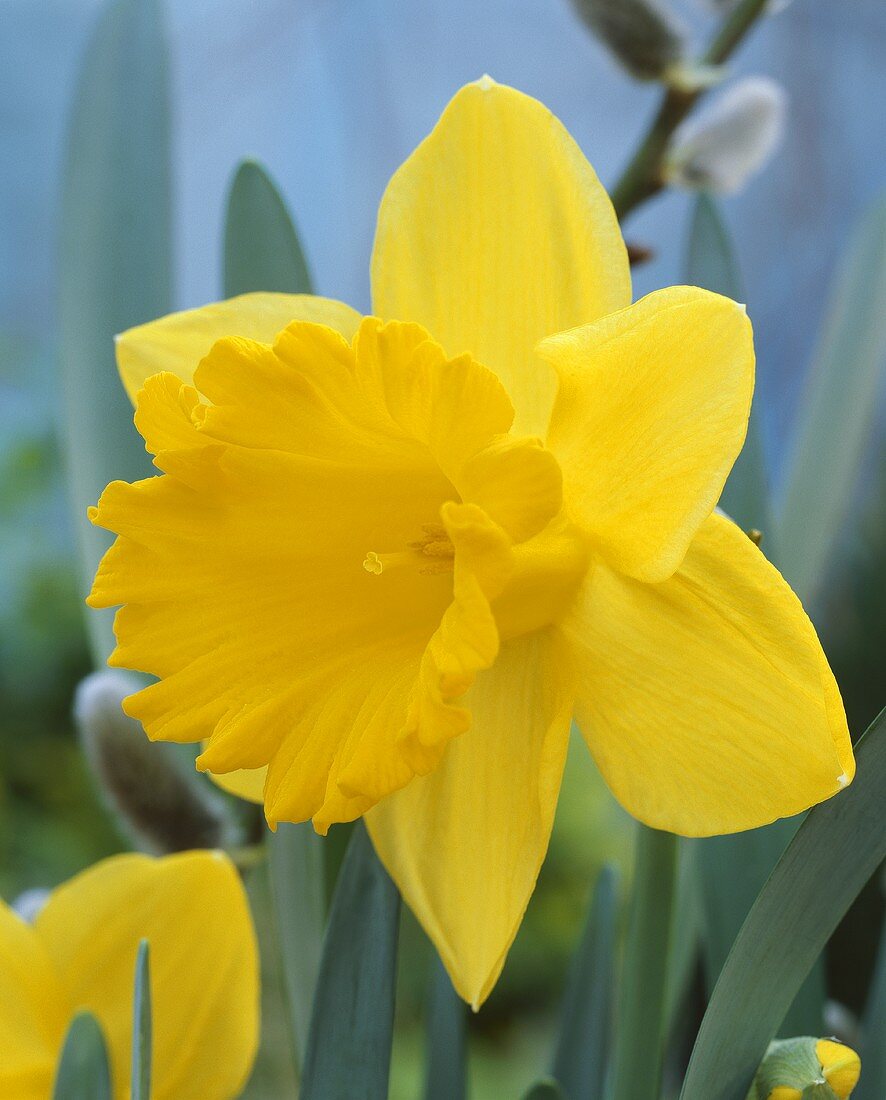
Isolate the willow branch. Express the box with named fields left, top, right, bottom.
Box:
left=610, top=0, right=771, bottom=222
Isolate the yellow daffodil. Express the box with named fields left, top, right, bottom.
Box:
left=0, top=851, right=258, bottom=1098
left=88, top=79, right=854, bottom=1006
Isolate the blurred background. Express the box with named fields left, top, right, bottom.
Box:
left=2, top=1, right=884, bottom=1096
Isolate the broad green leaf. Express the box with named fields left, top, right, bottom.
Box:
left=59, top=0, right=172, bottom=665
left=551, top=864, right=619, bottom=1097
left=522, top=1080, right=567, bottom=1100
left=223, top=159, right=312, bottom=298
left=300, top=823, right=401, bottom=1100
left=685, top=193, right=772, bottom=540
left=685, top=194, right=823, bottom=1037
left=612, top=827, right=678, bottom=1100
left=680, top=708, right=886, bottom=1100
left=52, top=1011, right=112, bottom=1100
left=424, top=953, right=468, bottom=1100
left=778, top=193, right=886, bottom=606
left=855, top=913, right=886, bottom=1100
left=268, top=824, right=325, bottom=1074
left=223, top=158, right=324, bottom=1081
left=131, top=939, right=151, bottom=1100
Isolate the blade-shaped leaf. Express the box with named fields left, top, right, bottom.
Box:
left=855, top=913, right=886, bottom=1100
left=52, top=1011, right=112, bottom=1100
left=424, top=953, right=468, bottom=1100
left=223, top=159, right=312, bottom=298
left=59, top=0, right=172, bottom=665
left=680, top=708, right=886, bottom=1100
left=131, top=939, right=151, bottom=1100
left=551, top=864, right=619, bottom=1097
left=268, top=823, right=325, bottom=1073
left=612, top=827, right=678, bottom=1100
left=223, top=160, right=325, bottom=1080
left=778, top=193, right=886, bottom=606
left=685, top=193, right=772, bottom=540
left=300, top=823, right=401, bottom=1100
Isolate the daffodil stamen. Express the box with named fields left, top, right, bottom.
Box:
left=364, top=526, right=456, bottom=577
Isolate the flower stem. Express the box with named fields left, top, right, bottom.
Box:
left=611, top=824, right=679, bottom=1100
left=610, top=0, right=771, bottom=222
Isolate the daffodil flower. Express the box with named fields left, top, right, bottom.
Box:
left=0, top=852, right=258, bottom=1098
left=88, top=79, right=854, bottom=1006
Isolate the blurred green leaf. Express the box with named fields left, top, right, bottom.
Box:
left=778, top=193, right=886, bottom=606
left=685, top=193, right=771, bottom=540
left=268, top=824, right=325, bottom=1076
left=300, top=823, right=401, bottom=1100
left=424, top=953, right=467, bottom=1100
left=855, top=911, right=886, bottom=1100
left=686, top=193, right=823, bottom=1037
left=664, top=841, right=702, bottom=1037
left=612, top=827, right=677, bottom=1100
left=52, top=1011, right=112, bottom=1100
left=223, top=160, right=312, bottom=298
left=59, top=0, right=173, bottom=665
left=522, top=1080, right=567, bottom=1100
left=223, top=156, right=325, bottom=1082
left=551, top=863, right=618, bottom=1098
left=131, top=939, right=151, bottom=1100
left=681, top=707, right=886, bottom=1100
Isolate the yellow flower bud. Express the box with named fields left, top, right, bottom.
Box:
left=815, top=1039, right=861, bottom=1099
left=750, top=1037, right=861, bottom=1100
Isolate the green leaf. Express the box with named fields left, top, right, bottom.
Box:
left=663, top=840, right=702, bottom=1038
left=223, top=159, right=312, bottom=298
left=59, top=0, right=173, bottom=665
left=424, top=953, right=468, bottom=1100
left=778, top=193, right=886, bottom=605
left=268, top=823, right=325, bottom=1075
left=131, top=939, right=152, bottom=1100
left=551, top=863, right=619, bottom=1097
left=855, top=912, right=886, bottom=1100
left=300, top=822, right=401, bottom=1100
left=680, top=707, right=886, bottom=1100
left=695, top=825, right=826, bottom=1037
left=611, top=827, right=678, bottom=1100
left=522, top=1079, right=568, bottom=1100
left=52, top=1011, right=112, bottom=1100
left=222, top=158, right=325, bottom=1083
left=685, top=193, right=772, bottom=540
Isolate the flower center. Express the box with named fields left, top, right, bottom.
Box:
left=363, top=523, right=455, bottom=577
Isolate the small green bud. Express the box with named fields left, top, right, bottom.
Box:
left=571, top=0, right=687, bottom=82
left=75, top=670, right=238, bottom=854
left=747, top=1037, right=861, bottom=1100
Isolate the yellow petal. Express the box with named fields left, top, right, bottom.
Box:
left=540, top=286, right=754, bottom=582
left=563, top=512, right=853, bottom=835
left=116, top=291, right=361, bottom=402
left=0, top=903, right=69, bottom=1099
left=366, top=628, right=575, bottom=1007
left=816, top=1039, right=861, bottom=1099
left=34, top=851, right=258, bottom=1100
left=371, top=78, right=630, bottom=437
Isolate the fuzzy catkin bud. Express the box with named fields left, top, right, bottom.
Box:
left=665, top=76, right=787, bottom=195
left=571, top=0, right=686, bottom=82
left=747, top=1037, right=861, bottom=1099
left=74, top=670, right=237, bottom=854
